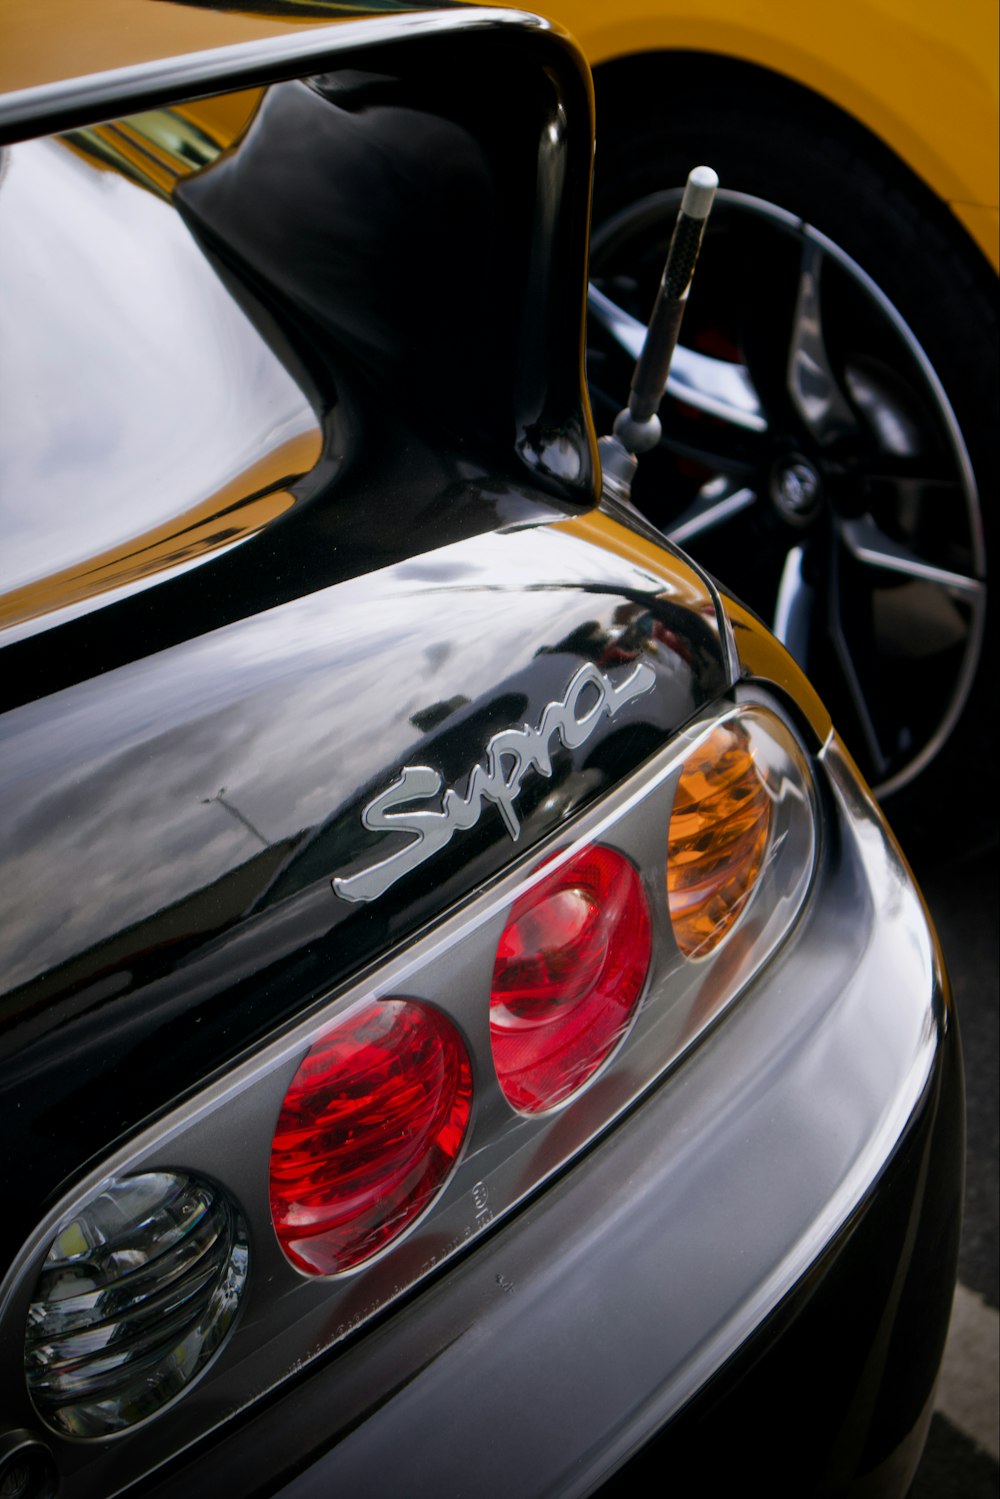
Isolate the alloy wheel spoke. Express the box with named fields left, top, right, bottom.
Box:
left=840, top=515, right=985, bottom=597
left=772, top=545, right=814, bottom=669
left=825, top=535, right=892, bottom=783
left=841, top=452, right=961, bottom=485
left=664, top=485, right=757, bottom=548
left=786, top=237, right=858, bottom=442
left=842, top=363, right=923, bottom=458
left=656, top=424, right=759, bottom=480
left=829, top=625, right=890, bottom=786
left=832, top=633, right=890, bottom=783
left=588, top=283, right=767, bottom=432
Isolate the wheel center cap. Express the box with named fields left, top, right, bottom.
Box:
left=770, top=456, right=823, bottom=525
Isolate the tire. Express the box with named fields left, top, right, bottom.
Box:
left=586, top=59, right=997, bottom=846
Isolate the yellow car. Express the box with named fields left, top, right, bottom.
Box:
left=545, top=0, right=997, bottom=814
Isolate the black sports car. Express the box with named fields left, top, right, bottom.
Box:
left=0, top=6, right=961, bottom=1497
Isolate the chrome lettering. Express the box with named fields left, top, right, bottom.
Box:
left=333, top=659, right=655, bottom=903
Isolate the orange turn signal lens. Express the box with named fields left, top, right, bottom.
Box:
left=667, top=721, right=772, bottom=958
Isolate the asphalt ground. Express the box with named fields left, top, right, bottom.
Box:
left=901, top=830, right=999, bottom=1497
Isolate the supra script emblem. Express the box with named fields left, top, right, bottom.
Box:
left=333, top=659, right=655, bottom=903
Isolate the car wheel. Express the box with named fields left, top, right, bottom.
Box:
left=587, top=67, right=997, bottom=831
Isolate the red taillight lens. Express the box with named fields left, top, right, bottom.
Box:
left=270, top=998, right=472, bottom=1275
left=490, top=845, right=651, bottom=1114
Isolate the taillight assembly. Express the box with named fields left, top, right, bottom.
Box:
left=269, top=998, right=472, bottom=1275
left=6, top=698, right=815, bottom=1486
left=490, top=846, right=651, bottom=1113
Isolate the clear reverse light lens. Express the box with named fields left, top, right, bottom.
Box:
left=25, top=1171, right=248, bottom=1438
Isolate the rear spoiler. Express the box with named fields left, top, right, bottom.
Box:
left=0, top=4, right=558, bottom=143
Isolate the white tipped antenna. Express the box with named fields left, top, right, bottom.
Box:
left=598, top=165, right=718, bottom=503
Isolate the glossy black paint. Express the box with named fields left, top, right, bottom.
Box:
left=0, top=24, right=728, bottom=1278
left=603, top=1027, right=964, bottom=1498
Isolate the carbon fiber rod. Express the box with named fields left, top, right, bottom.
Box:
left=599, top=165, right=718, bottom=503
left=615, top=165, right=718, bottom=449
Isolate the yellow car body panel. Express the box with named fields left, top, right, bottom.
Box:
left=5, top=0, right=997, bottom=264
left=508, top=0, right=1000, bottom=268
left=0, top=0, right=316, bottom=94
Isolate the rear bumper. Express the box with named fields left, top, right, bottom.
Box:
left=143, top=734, right=963, bottom=1499
left=602, top=1011, right=962, bottom=1497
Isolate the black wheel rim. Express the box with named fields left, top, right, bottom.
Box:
left=588, top=189, right=986, bottom=796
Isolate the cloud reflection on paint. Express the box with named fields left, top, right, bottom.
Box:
left=0, top=526, right=711, bottom=994
left=0, top=138, right=319, bottom=606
